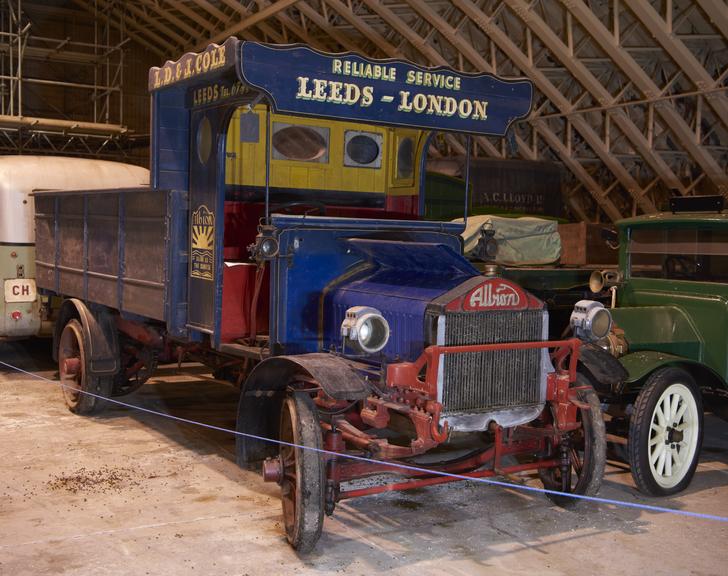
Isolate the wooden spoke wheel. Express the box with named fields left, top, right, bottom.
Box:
left=58, top=319, right=111, bottom=415
left=540, top=375, right=606, bottom=506
left=628, top=367, right=703, bottom=496
left=111, top=342, right=157, bottom=397
left=279, top=392, right=325, bottom=553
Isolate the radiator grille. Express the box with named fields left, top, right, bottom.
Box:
left=441, top=310, right=544, bottom=414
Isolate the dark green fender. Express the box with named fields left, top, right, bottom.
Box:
left=617, top=350, right=726, bottom=393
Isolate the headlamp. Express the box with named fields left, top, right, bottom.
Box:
left=570, top=300, right=612, bottom=342
left=340, top=306, right=390, bottom=354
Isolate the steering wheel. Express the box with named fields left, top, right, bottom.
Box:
left=663, top=255, right=697, bottom=279
left=269, top=201, right=327, bottom=216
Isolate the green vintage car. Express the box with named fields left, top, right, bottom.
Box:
left=595, top=198, right=728, bottom=495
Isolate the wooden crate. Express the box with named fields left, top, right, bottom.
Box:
left=558, top=222, right=618, bottom=266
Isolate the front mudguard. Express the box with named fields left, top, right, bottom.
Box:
left=617, top=350, right=726, bottom=396
left=236, top=353, right=372, bottom=466
left=578, top=343, right=628, bottom=396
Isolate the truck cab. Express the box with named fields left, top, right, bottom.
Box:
left=599, top=197, right=728, bottom=496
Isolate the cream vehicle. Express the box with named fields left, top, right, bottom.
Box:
left=0, top=156, right=149, bottom=339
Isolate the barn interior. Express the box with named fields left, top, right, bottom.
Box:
left=1, top=1, right=727, bottom=574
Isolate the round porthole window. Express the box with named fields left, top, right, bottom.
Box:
left=196, top=116, right=212, bottom=165
left=272, top=125, right=328, bottom=161
left=346, top=134, right=380, bottom=165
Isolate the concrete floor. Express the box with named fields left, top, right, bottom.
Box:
left=2, top=339, right=728, bottom=576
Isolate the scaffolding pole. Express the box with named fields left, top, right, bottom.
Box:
left=0, top=0, right=129, bottom=157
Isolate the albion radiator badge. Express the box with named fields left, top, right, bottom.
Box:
left=455, top=279, right=530, bottom=311
left=465, top=281, right=521, bottom=310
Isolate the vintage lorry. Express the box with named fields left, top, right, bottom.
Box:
left=0, top=156, right=148, bottom=341
left=34, top=39, right=613, bottom=552
left=592, top=196, right=728, bottom=496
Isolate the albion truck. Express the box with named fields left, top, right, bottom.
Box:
left=34, top=39, right=612, bottom=552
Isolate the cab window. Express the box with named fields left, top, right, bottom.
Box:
left=272, top=123, right=329, bottom=163
left=396, top=136, right=414, bottom=179
left=629, top=227, right=728, bottom=282
left=344, top=131, right=382, bottom=168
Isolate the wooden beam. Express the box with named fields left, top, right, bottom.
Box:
left=535, top=119, right=624, bottom=222
left=322, top=0, right=403, bottom=58
left=190, top=0, right=229, bottom=25
left=70, top=0, right=170, bottom=57
left=163, top=0, right=216, bottom=33
left=564, top=0, right=728, bottom=196
left=407, top=0, right=645, bottom=215
left=196, top=0, right=301, bottom=49
left=504, top=0, right=687, bottom=195
left=695, top=0, right=728, bottom=42
left=121, top=0, right=190, bottom=49
left=624, top=0, right=728, bottom=132
left=139, top=0, right=202, bottom=44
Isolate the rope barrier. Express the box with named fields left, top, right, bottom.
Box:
left=2, top=358, right=728, bottom=523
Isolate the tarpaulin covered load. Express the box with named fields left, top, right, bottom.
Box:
left=456, top=215, right=561, bottom=266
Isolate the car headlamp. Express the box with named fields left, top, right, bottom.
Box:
left=570, top=300, right=612, bottom=342
left=474, top=228, right=498, bottom=261
left=340, top=306, right=390, bottom=354
left=259, top=236, right=279, bottom=258
left=249, top=230, right=279, bottom=261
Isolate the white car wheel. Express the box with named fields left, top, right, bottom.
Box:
left=628, top=367, right=703, bottom=496
left=646, top=383, right=700, bottom=489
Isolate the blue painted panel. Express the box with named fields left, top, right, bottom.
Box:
left=158, top=149, right=188, bottom=172
left=157, top=127, right=188, bottom=150
left=157, top=100, right=187, bottom=124
left=152, top=88, right=189, bottom=194
left=323, top=245, right=477, bottom=362
left=271, top=227, right=362, bottom=354
left=269, top=220, right=476, bottom=359
left=327, top=286, right=433, bottom=362
left=346, top=239, right=478, bottom=276
left=158, top=170, right=188, bottom=192
left=240, top=43, right=533, bottom=137
left=165, top=190, right=189, bottom=338
left=270, top=214, right=466, bottom=234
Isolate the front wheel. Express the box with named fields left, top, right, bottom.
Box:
left=278, top=392, right=325, bottom=553
left=540, top=375, right=606, bottom=506
left=628, top=367, right=703, bottom=496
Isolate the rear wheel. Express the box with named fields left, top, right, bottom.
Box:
left=278, top=392, right=325, bottom=553
left=540, top=376, right=606, bottom=506
left=111, top=341, right=157, bottom=397
left=628, top=367, right=703, bottom=496
left=58, top=319, right=112, bottom=414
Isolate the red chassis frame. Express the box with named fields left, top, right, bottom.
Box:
left=264, top=338, right=591, bottom=506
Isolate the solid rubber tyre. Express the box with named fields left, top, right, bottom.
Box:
left=278, top=392, right=325, bottom=553
left=540, top=375, right=606, bottom=506
left=627, top=367, right=703, bottom=496
left=58, top=319, right=112, bottom=415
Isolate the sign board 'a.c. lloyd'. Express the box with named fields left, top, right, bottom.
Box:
left=446, top=279, right=535, bottom=311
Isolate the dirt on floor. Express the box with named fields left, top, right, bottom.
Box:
left=1, top=338, right=728, bottom=576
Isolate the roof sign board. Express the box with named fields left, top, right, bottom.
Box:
left=240, top=43, right=532, bottom=137
left=149, top=39, right=534, bottom=137
left=148, top=37, right=239, bottom=91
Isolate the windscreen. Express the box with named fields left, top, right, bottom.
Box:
left=629, top=226, right=728, bottom=283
